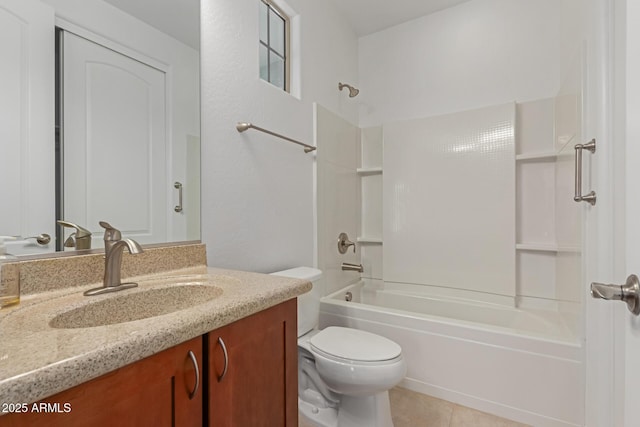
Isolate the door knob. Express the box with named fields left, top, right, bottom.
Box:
left=590, top=274, right=640, bottom=315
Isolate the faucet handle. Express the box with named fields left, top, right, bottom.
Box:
left=57, top=220, right=92, bottom=238
left=99, top=221, right=122, bottom=241
left=338, top=232, right=356, bottom=254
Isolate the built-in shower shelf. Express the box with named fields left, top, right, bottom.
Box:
left=357, top=237, right=383, bottom=244
left=356, top=167, right=383, bottom=175
left=516, top=243, right=580, bottom=253
left=515, top=152, right=557, bottom=161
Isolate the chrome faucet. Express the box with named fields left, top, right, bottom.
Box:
left=84, top=221, right=144, bottom=296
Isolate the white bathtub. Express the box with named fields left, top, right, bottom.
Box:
left=319, top=281, right=584, bottom=427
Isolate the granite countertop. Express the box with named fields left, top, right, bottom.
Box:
left=0, top=266, right=311, bottom=406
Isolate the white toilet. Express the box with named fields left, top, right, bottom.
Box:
left=271, top=267, right=406, bottom=427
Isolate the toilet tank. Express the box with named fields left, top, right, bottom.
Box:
left=270, top=267, right=323, bottom=337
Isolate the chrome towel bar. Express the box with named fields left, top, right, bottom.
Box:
left=236, top=122, right=317, bottom=153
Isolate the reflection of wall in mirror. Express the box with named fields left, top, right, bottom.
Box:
left=0, top=0, right=55, bottom=256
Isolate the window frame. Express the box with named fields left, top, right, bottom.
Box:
left=259, top=0, right=290, bottom=92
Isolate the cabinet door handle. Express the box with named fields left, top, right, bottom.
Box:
left=188, top=350, right=200, bottom=400
left=573, top=139, right=596, bottom=205
left=217, top=337, right=229, bottom=382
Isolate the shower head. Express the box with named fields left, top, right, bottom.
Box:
left=338, top=82, right=359, bottom=98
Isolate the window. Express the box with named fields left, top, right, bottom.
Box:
left=259, top=0, right=288, bottom=91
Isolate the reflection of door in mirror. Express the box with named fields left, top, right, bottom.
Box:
left=52, top=1, right=201, bottom=252
left=1, top=0, right=200, bottom=255
left=61, top=31, right=168, bottom=249
left=0, top=0, right=55, bottom=256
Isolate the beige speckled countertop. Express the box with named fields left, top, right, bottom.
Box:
left=0, top=265, right=311, bottom=406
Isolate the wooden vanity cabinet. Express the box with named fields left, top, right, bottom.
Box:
left=0, top=299, right=298, bottom=427
left=0, top=337, right=203, bottom=427
left=206, top=299, right=298, bottom=427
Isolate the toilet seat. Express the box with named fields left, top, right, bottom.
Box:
left=309, top=326, right=402, bottom=362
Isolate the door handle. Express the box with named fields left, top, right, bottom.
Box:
left=25, top=233, right=51, bottom=245
left=174, top=182, right=183, bottom=213
left=173, top=181, right=182, bottom=212
left=574, top=139, right=596, bottom=205
left=591, top=274, right=640, bottom=315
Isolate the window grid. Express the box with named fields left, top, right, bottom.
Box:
left=260, top=0, right=288, bottom=91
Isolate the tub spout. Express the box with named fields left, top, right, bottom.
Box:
left=341, top=262, right=363, bottom=273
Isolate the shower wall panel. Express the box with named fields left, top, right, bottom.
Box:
left=383, top=103, right=516, bottom=299
left=316, top=104, right=360, bottom=295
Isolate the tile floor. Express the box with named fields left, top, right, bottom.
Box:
left=299, top=387, right=530, bottom=427
left=388, top=387, right=529, bottom=427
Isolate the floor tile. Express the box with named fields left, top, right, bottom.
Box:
left=449, top=404, right=530, bottom=427
left=389, top=387, right=454, bottom=427
left=299, top=387, right=530, bottom=427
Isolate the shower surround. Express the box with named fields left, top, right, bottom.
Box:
left=314, top=93, right=583, bottom=426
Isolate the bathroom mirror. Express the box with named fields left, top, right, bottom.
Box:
left=0, top=0, right=200, bottom=255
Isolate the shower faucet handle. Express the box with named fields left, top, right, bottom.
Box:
left=338, top=232, right=356, bottom=254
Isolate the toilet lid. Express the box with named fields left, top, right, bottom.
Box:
left=309, top=326, right=402, bottom=362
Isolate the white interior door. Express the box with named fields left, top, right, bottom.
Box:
left=62, top=31, right=168, bottom=248
left=620, top=0, right=640, bottom=424
left=586, top=1, right=640, bottom=425
left=0, top=0, right=55, bottom=255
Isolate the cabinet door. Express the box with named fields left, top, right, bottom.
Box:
left=207, top=299, right=298, bottom=427
left=0, top=338, right=202, bottom=427
left=0, top=0, right=55, bottom=255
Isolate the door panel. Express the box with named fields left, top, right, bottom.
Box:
left=62, top=31, right=167, bottom=247
left=585, top=0, right=640, bottom=425
left=623, top=1, right=640, bottom=424
left=207, top=300, right=298, bottom=427
left=0, top=338, right=202, bottom=427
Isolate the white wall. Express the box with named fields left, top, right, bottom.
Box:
left=358, top=0, right=570, bottom=127
left=201, top=0, right=358, bottom=272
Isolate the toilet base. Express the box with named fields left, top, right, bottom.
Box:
left=299, top=391, right=394, bottom=427
left=299, top=398, right=337, bottom=427
left=338, top=392, right=394, bottom=427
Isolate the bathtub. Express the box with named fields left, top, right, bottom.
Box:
left=319, top=281, right=584, bottom=427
